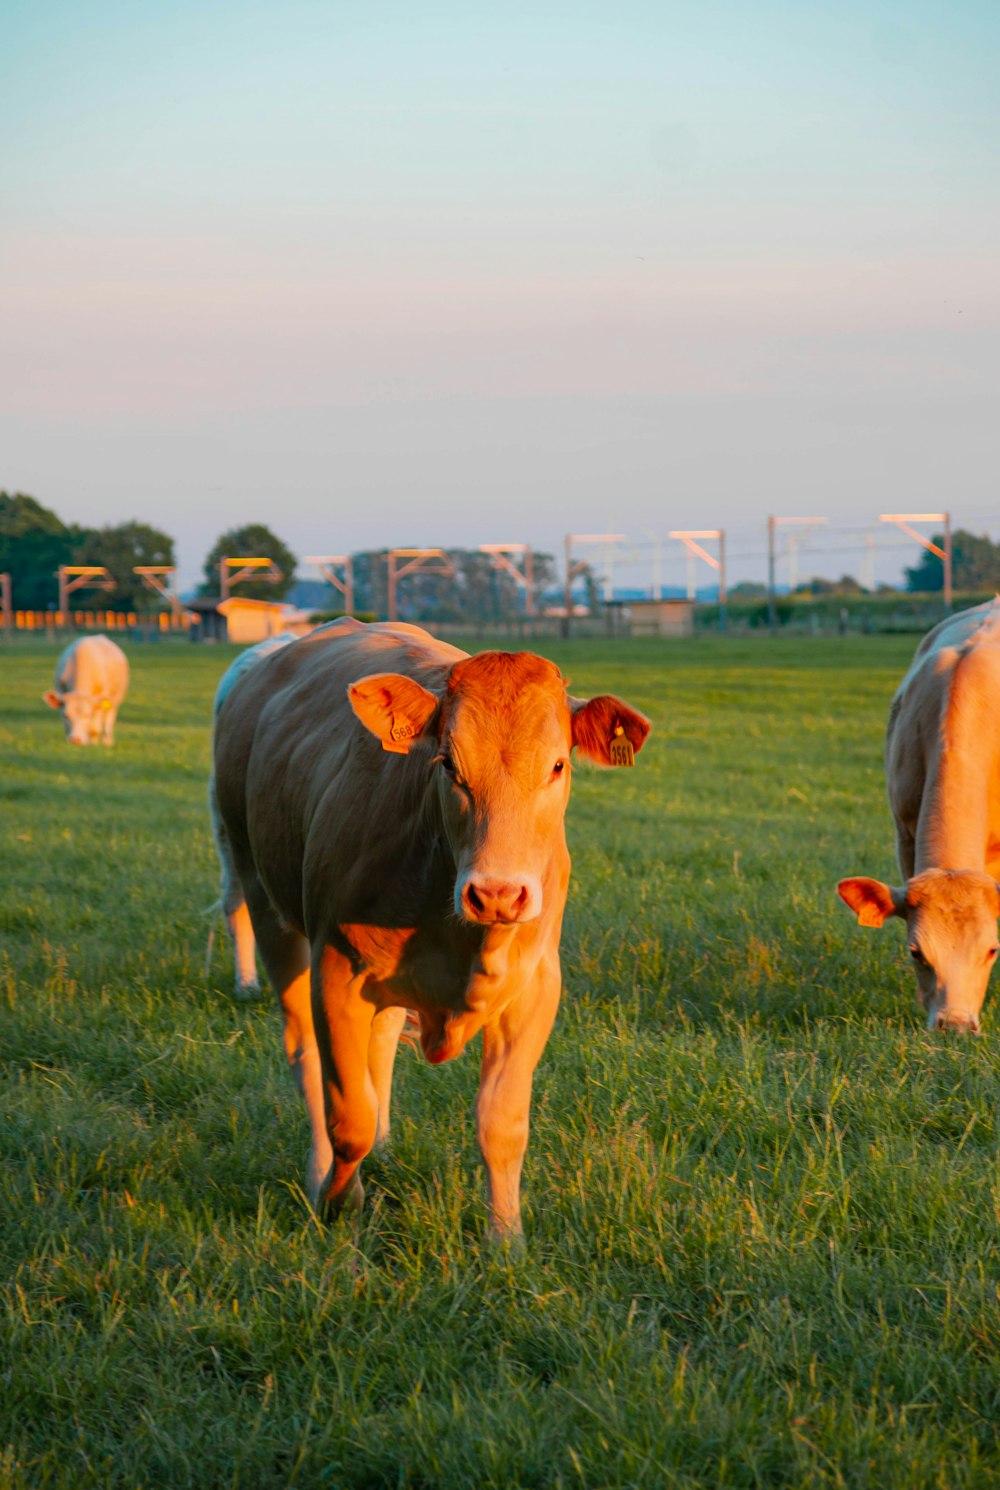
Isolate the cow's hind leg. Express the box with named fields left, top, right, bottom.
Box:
left=368, top=1005, right=407, bottom=1147
left=242, top=878, right=333, bottom=1204
left=311, top=945, right=379, bottom=1217
left=208, top=773, right=260, bottom=997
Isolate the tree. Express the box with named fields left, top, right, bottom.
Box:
left=73, top=521, right=176, bottom=611
left=564, top=560, right=600, bottom=613
left=0, top=491, right=65, bottom=541
left=905, top=530, right=1000, bottom=593
left=351, top=550, right=389, bottom=618
left=342, top=548, right=556, bottom=622
left=530, top=552, right=558, bottom=608
left=794, top=574, right=864, bottom=597
left=0, top=491, right=79, bottom=609
left=729, top=581, right=768, bottom=600
left=201, top=524, right=297, bottom=601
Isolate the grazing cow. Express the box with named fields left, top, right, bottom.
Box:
left=839, top=600, right=1000, bottom=1033
left=43, top=634, right=129, bottom=746
left=211, top=618, right=650, bottom=1238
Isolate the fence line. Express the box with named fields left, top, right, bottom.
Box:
left=1, top=610, right=191, bottom=635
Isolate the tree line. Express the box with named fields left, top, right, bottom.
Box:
left=6, top=490, right=992, bottom=615
left=0, top=493, right=561, bottom=621
left=791, top=533, right=1000, bottom=596
left=0, top=493, right=176, bottom=611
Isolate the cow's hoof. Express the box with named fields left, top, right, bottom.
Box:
left=484, top=1222, right=526, bottom=1256
left=336, top=1175, right=366, bottom=1217
left=233, top=982, right=264, bottom=1005
left=314, top=1173, right=365, bottom=1223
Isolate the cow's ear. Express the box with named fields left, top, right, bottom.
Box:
left=348, top=673, right=440, bottom=754
left=42, top=691, right=63, bottom=710
left=569, top=695, right=651, bottom=766
left=837, top=877, right=905, bottom=928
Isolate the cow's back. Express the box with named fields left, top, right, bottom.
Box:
left=57, top=634, right=129, bottom=700
left=216, top=619, right=466, bottom=780
left=212, top=632, right=299, bottom=719
left=214, top=621, right=469, bottom=932
left=887, top=600, right=1000, bottom=825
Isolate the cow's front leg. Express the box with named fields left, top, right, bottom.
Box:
left=312, top=944, right=378, bottom=1217
left=368, top=1004, right=407, bottom=1146
left=476, top=959, right=561, bottom=1242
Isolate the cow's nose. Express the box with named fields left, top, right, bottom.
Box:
left=933, top=1010, right=980, bottom=1035
left=461, top=877, right=533, bottom=925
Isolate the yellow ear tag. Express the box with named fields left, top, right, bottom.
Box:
left=609, top=722, right=634, bottom=768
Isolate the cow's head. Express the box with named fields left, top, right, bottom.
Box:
left=349, top=652, right=650, bottom=927
left=42, top=689, right=108, bottom=745
left=838, top=869, right=1000, bottom=1033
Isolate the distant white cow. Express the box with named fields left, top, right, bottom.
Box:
left=43, top=634, right=130, bottom=746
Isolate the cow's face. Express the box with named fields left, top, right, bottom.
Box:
left=838, top=870, right=1000, bottom=1033
left=43, top=690, right=105, bottom=745
left=349, top=652, right=650, bottom=927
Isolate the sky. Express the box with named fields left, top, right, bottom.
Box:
left=2, top=0, right=999, bottom=592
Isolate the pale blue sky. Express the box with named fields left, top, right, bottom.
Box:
left=2, top=0, right=998, bottom=588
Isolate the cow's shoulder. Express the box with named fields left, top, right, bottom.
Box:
left=906, top=600, right=1000, bottom=674
left=890, top=600, right=1000, bottom=770
left=295, top=622, right=468, bottom=686
left=304, top=618, right=467, bottom=670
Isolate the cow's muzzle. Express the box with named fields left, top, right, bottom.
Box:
left=928, top=1008, right=982, bottom=1035
left=457, top=874, right=541, bottom=926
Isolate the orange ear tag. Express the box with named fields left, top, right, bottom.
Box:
left=609, top=722, right=634, bottom=768
left=383, top=721, right=417, bottom=754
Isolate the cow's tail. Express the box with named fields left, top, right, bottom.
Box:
left=202, top=898, right=223, bottom=978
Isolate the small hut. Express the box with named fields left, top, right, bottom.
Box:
left=628, top=599, right=695, bottom=638
left=188, top=597, right=316, bottom=644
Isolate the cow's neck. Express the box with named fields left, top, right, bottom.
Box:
left=917, top=665, right=1000, bottom=872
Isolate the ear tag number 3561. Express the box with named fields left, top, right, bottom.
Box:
left=609, top=723, right=634, bottom=768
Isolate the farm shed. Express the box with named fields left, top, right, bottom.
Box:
left=628, top=598, right=695, bottom=638
left=186, top=596, right=229, bottom=642
left=188, top=597, right=315, bottom=644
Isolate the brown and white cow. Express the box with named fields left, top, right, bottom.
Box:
left=211, top=618, right=650, bottom=1238
left=839, top=600, right=1000, bottom=1033
left=43, top=634, right=129, bottom=746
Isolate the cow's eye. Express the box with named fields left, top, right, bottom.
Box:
left=987, top=946, right=999, bottom=962
left=552, top=760, right=566, bottom=777
left=438, top=752, right=457, bottom=776
left=909, top=946, right=928, bottom=966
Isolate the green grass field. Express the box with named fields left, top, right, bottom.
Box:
left=2, top=635, right=999, bottom=1489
